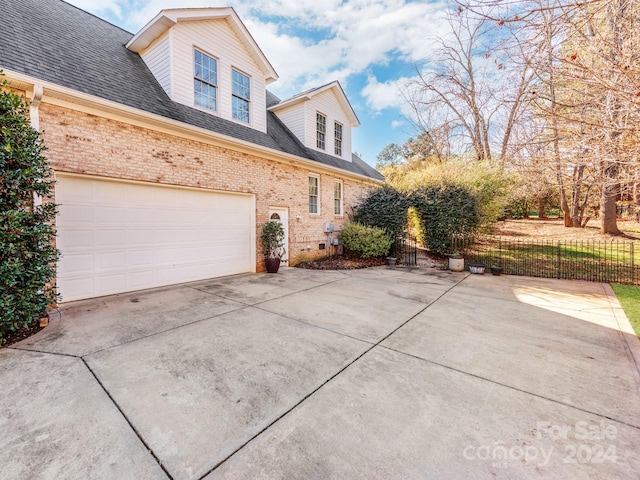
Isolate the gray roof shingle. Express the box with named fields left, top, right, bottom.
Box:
left=0, top=0, right=384, bottom=182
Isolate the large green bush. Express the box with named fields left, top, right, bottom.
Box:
left=1, top=78, right=58, bottom=343
left=352, top=185, right=410, bottom=241
left=383, top=158, right=512, bottom=231
left=410, top=184, right=480, bottom=255
left=340, top=222, right=393, bottom=259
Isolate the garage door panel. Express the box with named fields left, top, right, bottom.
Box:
left=60, top=229, right=93, bottom=249
left=63, top=253, right=95, bottom=275
left=57, top=176, right=254, bottom=301
left=59, top=204, right=93, bottom=224
left=96, top=229, right=126, bottom=248
left=97, top=251, right=127, bottom=271
left=127, top=207, right=156, bottom=225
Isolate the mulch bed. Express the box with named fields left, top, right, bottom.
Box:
left=1, top=317, right=46, bottom=348
left=297, top=255, right=387, bottom=270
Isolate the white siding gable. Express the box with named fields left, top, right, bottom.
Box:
left=137, top=18, right=268, bottom=133
left=272, top=103, right=306, bottom=144
left=140, top=33, right=172, bottom=98
left=305, top=90, right=352, bottom=161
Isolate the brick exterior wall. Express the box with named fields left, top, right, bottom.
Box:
left=39, top=103, right=376, bottom=271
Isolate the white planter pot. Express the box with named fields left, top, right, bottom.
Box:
left=449, top=256, right=464, bottom=272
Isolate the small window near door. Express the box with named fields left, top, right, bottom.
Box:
left=309, top=175, right=319, bottom=214
left=334, top=180, right=343, bottom=216
left=270, top=213, right=280, bottom=220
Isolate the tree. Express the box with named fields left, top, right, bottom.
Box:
left=375, top=143, right=404, bottom=169
left=1, top=77, right=58, bottom=341
left=460, top=0, right=640, bottom=233
left=403, top=8, right=533, bottom=162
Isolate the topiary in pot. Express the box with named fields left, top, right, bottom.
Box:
left=260, top=220, right=285, bottom=273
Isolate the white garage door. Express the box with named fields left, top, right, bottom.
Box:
left=56, top=175, right=255, bottom=302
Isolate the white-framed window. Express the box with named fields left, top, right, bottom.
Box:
left=194, top=49, right=217, bottom=111
left=309, top=174, right=319, bottom=214
left=316, top=113, right=326, bottom=150
left=232, top=69, right=250, bottom=123
left=334, top=122, right=343, bottom=156
left=334, top=180, right=343, bottom=216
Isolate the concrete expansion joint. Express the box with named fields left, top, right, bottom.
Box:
left=382, top=344, right=640, bottom=432
left=200, top=273, right=468, bottom=478
left=7, top=346, right=80, bottom=359
left=81, top=358, right=175, bottom=480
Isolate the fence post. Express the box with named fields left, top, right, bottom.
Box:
left=557, top=241, right=561, bottom=279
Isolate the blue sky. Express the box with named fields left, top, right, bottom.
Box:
left=67, top=0, right=454, bottom=166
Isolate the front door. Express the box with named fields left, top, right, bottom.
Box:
left=268, top=207, right=289, bottom=265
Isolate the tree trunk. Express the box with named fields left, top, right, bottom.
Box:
left=600, top=163, right=621, bottom=234
left=570, top=165, right=585, bottom=227
left=537, top=197, right=545, bottom=218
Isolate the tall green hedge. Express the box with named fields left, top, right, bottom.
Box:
left=410, top=184, right=480, bottom=255
left=352, top=185, right=410, bottom=241
left=352, top=183, right=481, bottom=257
left=1, top=78, right=58, bottom=343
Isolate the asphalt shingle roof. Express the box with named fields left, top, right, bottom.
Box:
left=0, top=0, right=384, bottom=182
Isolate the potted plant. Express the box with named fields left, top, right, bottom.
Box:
left=260, top=220, right=286, bottom=273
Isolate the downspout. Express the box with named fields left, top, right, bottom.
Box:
left=29, top=84, right=44, bottom=207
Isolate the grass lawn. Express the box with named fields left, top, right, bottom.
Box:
left=611, top=284, right=640, bottom=339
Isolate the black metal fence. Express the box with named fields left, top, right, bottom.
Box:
left=394, top=234, right=417, bottom=266
left=452, top=236, right=640, bottom=285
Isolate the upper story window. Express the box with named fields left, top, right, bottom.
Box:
left=334, top=180, right=343, bottom=216
left=334, top=122, right=343, bottom=156
left=232, top=69, right=251, bottom=123
left=309, top=175, right=319, bottom=214
left=194, top=49, right=217, bottom=111
left=316, top=113, right=326, bottom=150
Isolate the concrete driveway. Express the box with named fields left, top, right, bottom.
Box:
left=1, top=267, right=639, bottom=479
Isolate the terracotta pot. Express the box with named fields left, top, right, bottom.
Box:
left=265, top=258, right=281, bottom=273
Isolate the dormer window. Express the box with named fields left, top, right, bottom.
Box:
left=316, top=113, right=326, bottom=150
left=334, top=122, right=343, bottom=156
left=194, top=49, right=217, bottom=111
left=232, top=69, right=251, bottom=123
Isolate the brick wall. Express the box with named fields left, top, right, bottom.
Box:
left=39, top=103, right=376, bottom=270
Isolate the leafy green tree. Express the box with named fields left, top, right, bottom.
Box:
left=375, top=143, right=404, bottom=169
left=1, top=78, right=58, bottom=342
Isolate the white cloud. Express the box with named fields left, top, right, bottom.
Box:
left=65, top=0, right=125, bottom=19
left=360, top=75, right=413, bottom=113
left=391, top=120, right=405, bottom=129
left=65, top=0, right=454, bottom=109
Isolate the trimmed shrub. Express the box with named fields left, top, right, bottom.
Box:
left=352, top=185, right=410, bottom=241
left=410, top=183, right=480, bottom=255
left=340, top=222, right=393, bottom=259
left=1, top=78, right=59, bottom=343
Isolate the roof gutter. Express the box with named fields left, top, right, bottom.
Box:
left=2, top=69, right=382, bottom=184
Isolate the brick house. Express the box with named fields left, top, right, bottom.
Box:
left=1, top=0, right=383, bottom=302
